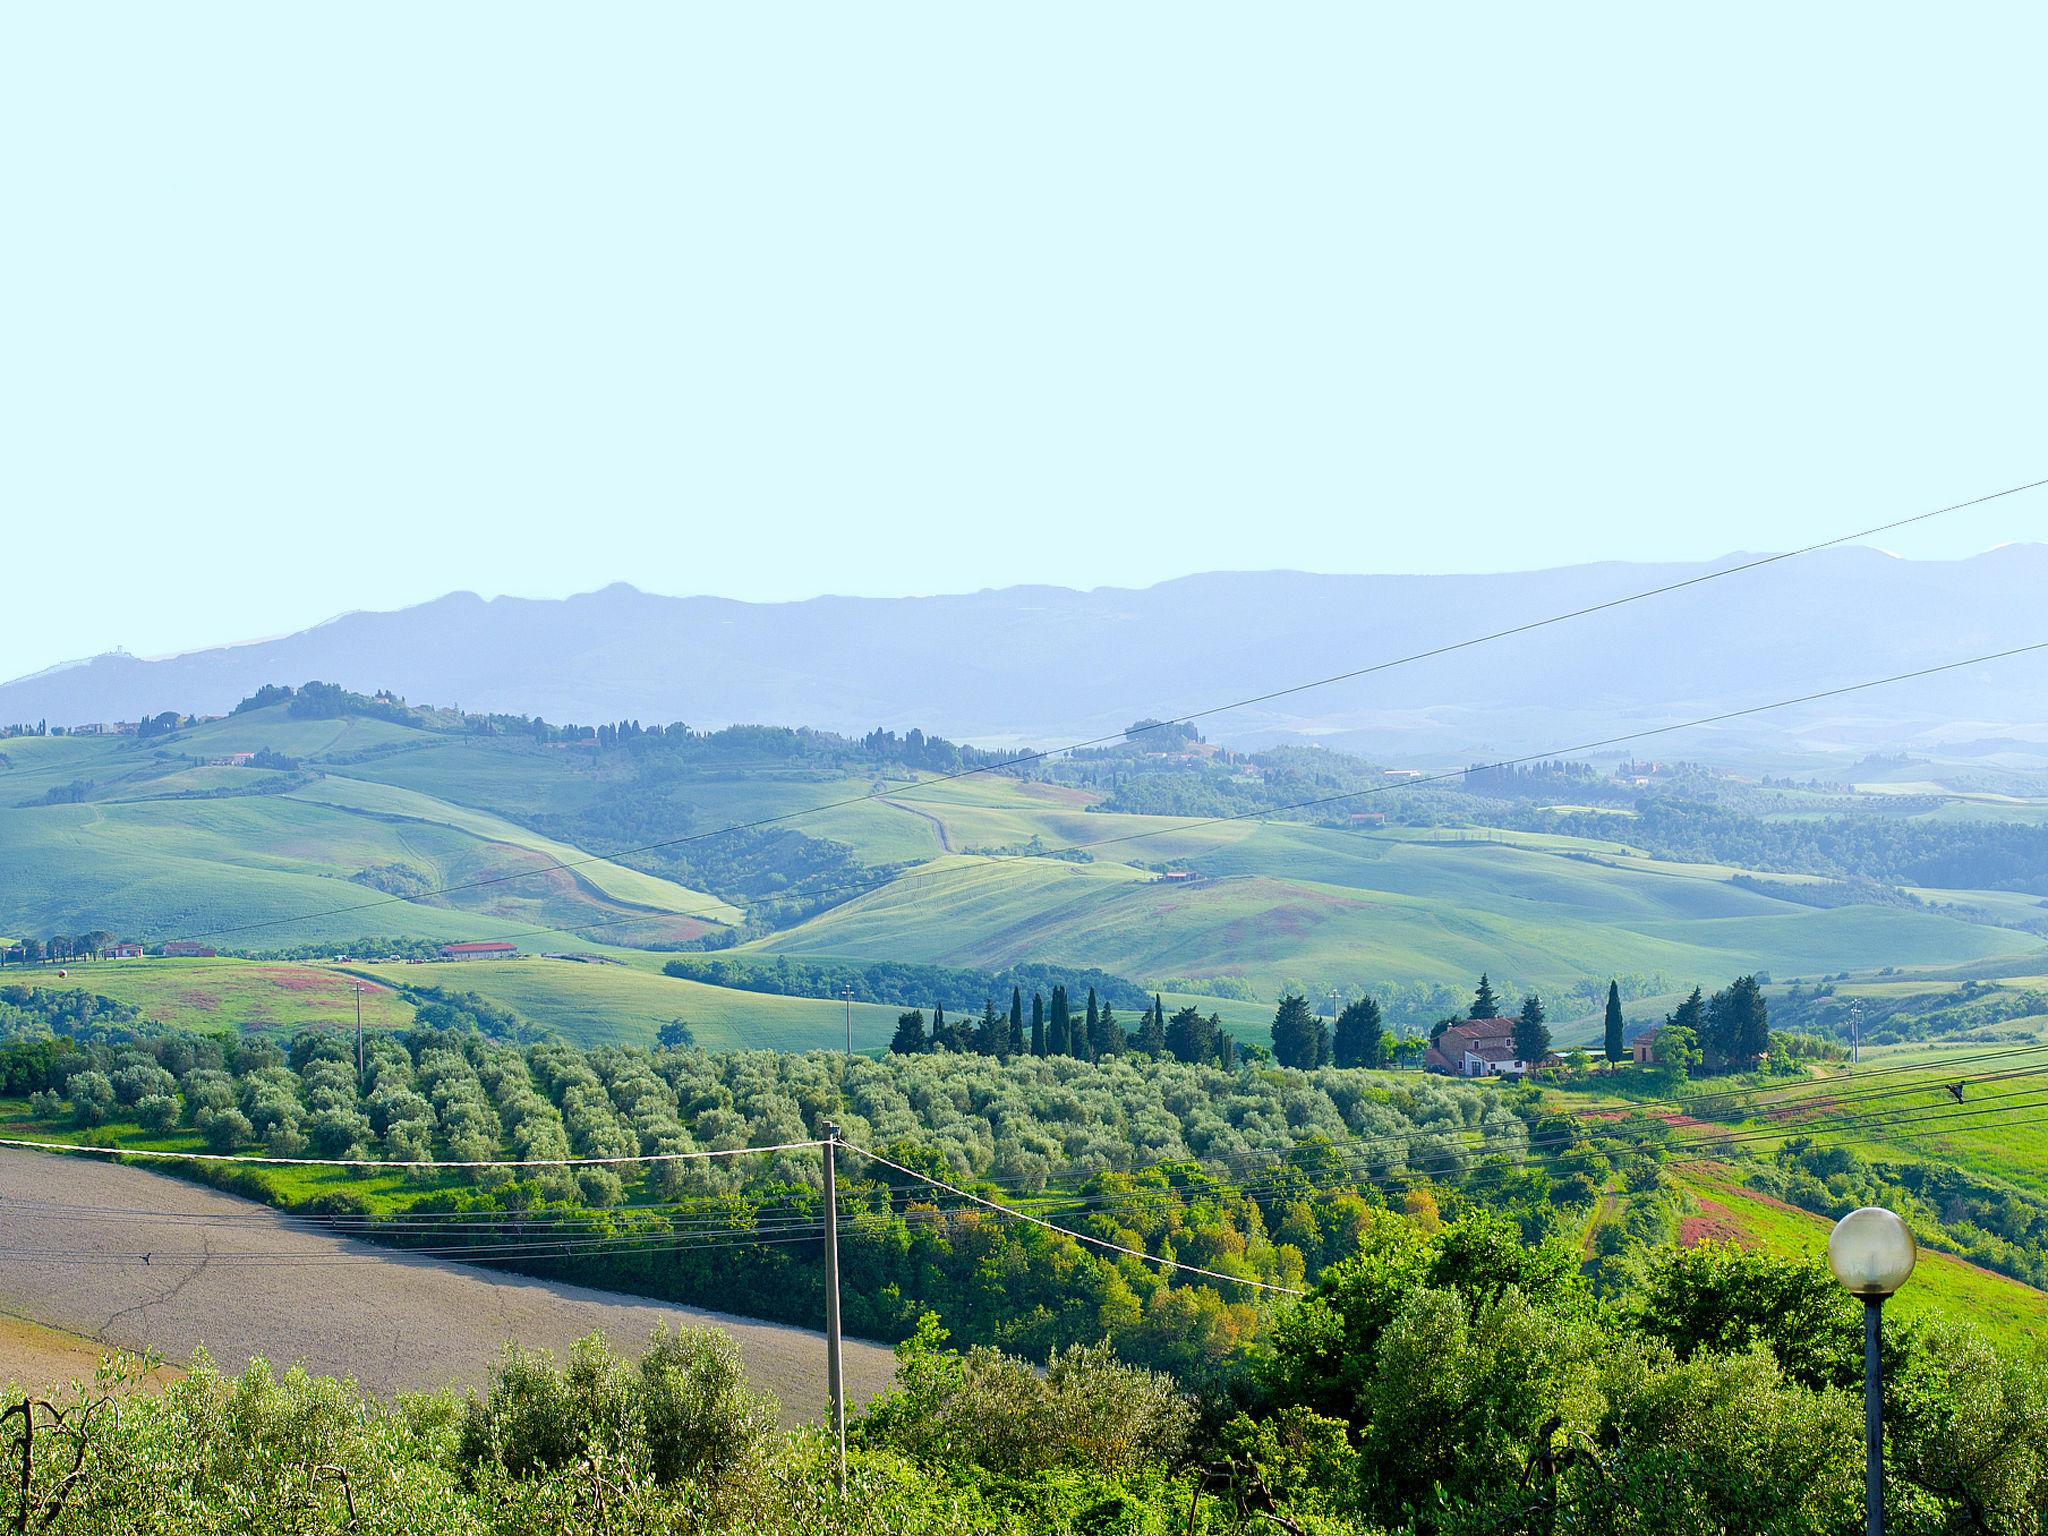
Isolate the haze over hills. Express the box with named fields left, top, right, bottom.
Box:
left=8, top=545, right=2045, bottom=765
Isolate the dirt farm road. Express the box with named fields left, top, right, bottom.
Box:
left=0, top=1147, right=896, bottom=1415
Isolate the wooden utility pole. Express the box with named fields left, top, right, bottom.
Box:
left=819, top=1121, right=846, bottom=1493
left=842, top=985, right=854, bottom=1059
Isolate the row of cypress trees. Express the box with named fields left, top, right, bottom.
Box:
left=887, top=985, right=1238, bottom=1067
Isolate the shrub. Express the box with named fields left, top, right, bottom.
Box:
left=198, top=1106, right=253, bottom=1153
left=860, top=1315, right=1191, bottom=1477
left=67, top=1070, right=115, bottom=1127
left=459, top=1328, right=775, bottom=1490
left=636, top=1324, right=778, bottom=1485
left=459, top=1335, right=636, bottom=1480
left=136, top=1094, right=179, bottom=1135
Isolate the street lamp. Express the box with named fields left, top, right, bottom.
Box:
left=1828, top=1207, right=1917, bottom=1536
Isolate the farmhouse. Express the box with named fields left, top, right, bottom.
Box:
left=1631, top=1027, right=1662, bottom=1065
left=439, top=941, right=519, bottom=961
left=1426, top=1017, right=1556, bottom=1077
left=1158, top=870, right=1197, bottom=883
left=106, top=942, right=143, bottom=959
left=161, top=941, right=217, bottom=958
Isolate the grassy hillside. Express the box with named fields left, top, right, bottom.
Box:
left=758, top=844, right=2034, bottom=1002
left=4, top=708, right=2043, bottom=1055
left=36, top=955, right=416, bottom=1036
left=1674, top=1164, right=2048, bottom=1356
left=348, top=955, right=904, bottom=1050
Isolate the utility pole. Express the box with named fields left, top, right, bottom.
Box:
left=351, top=985, right=368, bottom=1087
left=819, top=1120, right=846, bottom=1494
left=842, top=985, right=854, bottom=1059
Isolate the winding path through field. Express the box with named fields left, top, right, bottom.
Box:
left=0, top=1149, right=896, bottom=1415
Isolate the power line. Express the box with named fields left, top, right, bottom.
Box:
left=842, top=1140, right=1306, bottom=1294
left=144, top=477, right=2048, bottom=949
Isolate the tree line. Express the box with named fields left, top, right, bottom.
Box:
left=886, top=987, right=1234, bottom=1066
left=0, top=931, right=123, bottom=967
left=661, top=954, right=1152, bottom=1015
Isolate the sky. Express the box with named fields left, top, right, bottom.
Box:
left=3, top=4, right=2045, bottom=682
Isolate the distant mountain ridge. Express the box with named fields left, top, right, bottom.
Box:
left=6, top=547, right=2045, bottom=763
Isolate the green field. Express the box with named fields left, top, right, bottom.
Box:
left=1674, top=1165, right=2048, bottom=1355
left=4, top=707, right=2044, bottom=1054
left=348, top=955, right=905, bottom=1050
left=757, top=837, right=2033, bottom=1003
left=28, top=956, right=416, bottom=1036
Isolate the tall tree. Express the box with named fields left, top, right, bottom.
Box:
left=1333, top=996, right=1386, bottom=1069
left=1092, top=1001, right=1125, bottom=1058
left=1136, top=999, right=1167, bottom=1058
left=1009, top=987, right=1024, bottom=1057
left=889, top=1009, right=927, bottom=1055
left=1513, top=994, right=1550, bottom=1068
left=1705, top=975, right=1769, bottom=1072
left=1083, top=988, right=1101, bottom=1060
left=1470, top=974, right=1501, bottom=1020
left=1668, top=986, right=1705, bottom=1039
left=976, top=1000, right=1003, bottom=1055
left=1603, top=980, right=1626, bottom=1064
left=1271, top=994, right=1321, bottom=1069
left=1031, top=992, right=1045, bottom=1057
left=1217, top=1025, right=1236, bottom=1069
left=1048, top=987, right=1070, bottom=1056
left=1164, top=1005, right=1216, bottom=1065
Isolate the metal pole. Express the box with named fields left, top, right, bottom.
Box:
left=820, top=1121, right=846, bottom=1493
left=843, top=986, right=853, bottom=1059
left=1865, top=1297, right=1884, bottom=1536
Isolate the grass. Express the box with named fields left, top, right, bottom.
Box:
left=349, top=955, right=905, bottom=1050
left=759, top=838, right=2038, bottom=1004
left=1673, top=1164, right=2048, bottom=1356
left=5, top=713, right=2044, bottom=1056
left=26, top=956, right=417, bottom=1036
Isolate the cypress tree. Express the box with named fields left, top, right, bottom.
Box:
left=1603, top=980, right=1625, bottom=1064
left=1031, top=992, right=1045, bottom=1056
left=1048, top=986, right=1070, bottom=1056
left=1513, top=994, right=1550, bottom=1068
left=1271, top=994, right=1319, bottom=1069
left=1083, top=988, right=1102, bottom=1058
left=1136, top=999, right=1167, bottom=1057
left=1470, top=974, right=1501, bottom=1020
left=1334, top=996, right=1385, bottom=1068
left=977, top=999, right=1003, bottom=1055
left=1009, top=987, right=1024, bottom=1056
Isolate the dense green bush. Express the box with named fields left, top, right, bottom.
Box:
left=860, top=1315, right=1192, bottom=1477
left=11, top=1227, right=2047, bottom=1534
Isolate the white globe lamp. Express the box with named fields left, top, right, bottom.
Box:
left=1827, top=1206, right=1917, bottom=1298
left=1829, top=1207, right=1916, bottom=1536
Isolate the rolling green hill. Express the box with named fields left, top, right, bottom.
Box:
left=3, top=705, right=2043, bottom=1053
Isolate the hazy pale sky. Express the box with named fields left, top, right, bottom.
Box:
left=4, top=4, right=2044, bottom=681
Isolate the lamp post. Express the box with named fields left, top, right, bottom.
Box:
left=1828, top=1207, right=1917, bottom=1536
